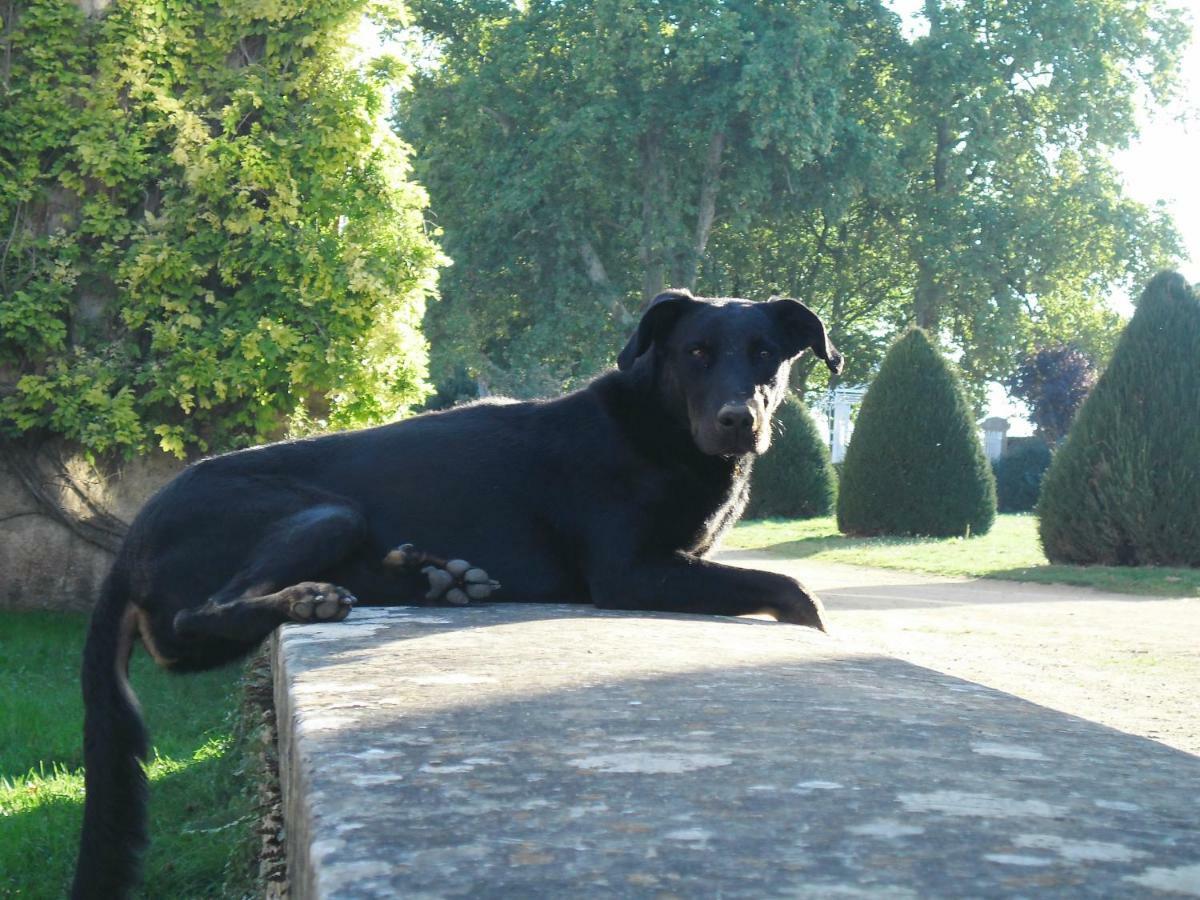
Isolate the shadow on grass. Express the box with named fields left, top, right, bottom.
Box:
left=0, top=747, right=256, bottom=900
left=985, top=564, right=1200, bottom=597
left=732, top=519, right=1199, bottom=599
left=0, top=610, right=258, bottom=900
left=758, top=535, right=913, bottom=558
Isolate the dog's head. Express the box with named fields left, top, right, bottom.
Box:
left=618, top=289, right=842, bottom=457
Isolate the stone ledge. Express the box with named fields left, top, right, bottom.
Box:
left=274, top=605, right=1200, bottom=898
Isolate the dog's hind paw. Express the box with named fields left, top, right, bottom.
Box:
left=281, top=583, right=356, bottom=622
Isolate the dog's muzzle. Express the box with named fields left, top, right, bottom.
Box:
left=714, top=402, right=760, bottom=454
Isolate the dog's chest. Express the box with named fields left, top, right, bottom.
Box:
left=653, top=460, right=746, bottom=554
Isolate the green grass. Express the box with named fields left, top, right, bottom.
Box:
left=727, top=513, right=1200, bottom=597
left=0, top=611, right=259, bottom=899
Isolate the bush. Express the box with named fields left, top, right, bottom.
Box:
left=0, top=1, right=441, bottom=458
left=837, top=328, right=996, bottom=537
left=1038, top=271, right=1200, bottom=566
left=993, top=437, right=1052, bottom=512
left=744, top=395, right=836, bottom=520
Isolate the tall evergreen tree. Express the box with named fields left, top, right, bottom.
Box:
left=744, top=395, right=835, bottom=520
left=837, top=328, right=995, bottom=537
left=1038, top=272, right=1200, bottom=566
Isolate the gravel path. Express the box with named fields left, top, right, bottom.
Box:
left=719, top=551, right=1200, bottom=756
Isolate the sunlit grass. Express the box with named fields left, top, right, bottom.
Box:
left=728, top=513, right=1200, bottom=597
left=0, top=611, right=258, bottom=898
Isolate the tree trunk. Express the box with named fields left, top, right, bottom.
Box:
left=639, top=131, right=667, bottom=308
left=912, top=113, right=953, bottom=330
left=579, top=237, right=634, bottom=329
left=913, top=257, right=944, bottom=330
left=675, top=129, right=725, bottom=291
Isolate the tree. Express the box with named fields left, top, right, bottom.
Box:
left=890, top=0, right=1188, bottom=383
left=837, top=328, right=995, bottom=537
left=0, top=0, right=441, bottom=458
left=743, top=394, right=835, bottom=520
left=1005, top=346, right=1098, bottom=445
left=400, top=0, right=896, bottom=395
left=401, top=0, right=1188, bottom=398
left=1038, top=272, right=1200, bottom=567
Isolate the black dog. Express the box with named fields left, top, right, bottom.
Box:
left=72, top=289, right=842, bottom=898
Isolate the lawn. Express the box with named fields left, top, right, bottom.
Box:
left=727, top=513, right=1200, bottom=597
left=0, top=611, right=259, bottom=899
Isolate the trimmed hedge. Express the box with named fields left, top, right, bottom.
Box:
left=837, top=328, right=996, bottom=537
left=993, top=437, right=1052, bottom=513
left=1038, top=271, right=1200, bottom=566
left=744, top=395, right=836, bottom=520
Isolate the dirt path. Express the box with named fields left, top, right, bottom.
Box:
left=718, top=551, right=1200, bottom=757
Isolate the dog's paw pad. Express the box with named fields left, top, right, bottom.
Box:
left=444, top=559, right=472, bottom=577
left=316, top=596, right=352, bottom=620
left=422, top=565, right=456, bottom=601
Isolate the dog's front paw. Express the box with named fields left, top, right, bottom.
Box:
left=774, top=586, right=828, bottom=631
left=422, top=561, right=501, bottom=605
left=383, top=543, right=501, bottom=605
left=281, top=582, right=356, bottom=622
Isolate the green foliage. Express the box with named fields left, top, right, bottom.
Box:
left=401, top=0, right=881, bottom=395
left=744, top=394, right=835, bottom=520
left=896, top=0, right=1189, bottom=383
left=1, top=0, right=442, bottom=457
left=993, top=437, right=1052, bottom=513
left=400, top=1, right=1188, bottom=397
left=1038, top=272, right=1200, bottom=566
left=837, top=328, right=996, bottom=537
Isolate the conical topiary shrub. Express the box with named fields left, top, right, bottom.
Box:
left=837, top=328, right=996, bottom=537
left=1038, top=271, right=1200, bottom=566
left=744, top=394, right=836, bottom=519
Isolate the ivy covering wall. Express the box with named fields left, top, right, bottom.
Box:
left=0, top=0, right=442, bottom=458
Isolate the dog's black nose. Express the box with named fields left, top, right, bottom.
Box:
left=717, top=403, right=756, bottom=432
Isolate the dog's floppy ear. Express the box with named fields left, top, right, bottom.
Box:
left=766, top=297, right=844, bottom=374
left=617, top=289, right=698, bottom=371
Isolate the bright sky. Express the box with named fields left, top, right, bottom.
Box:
left=883, top=0, right=1200, bottom=426
left=1114, top=0, right=1200, bottom=289
left=884, top=0, right=1200, bottom=288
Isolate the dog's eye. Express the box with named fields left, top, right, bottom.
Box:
left=688, top=346, right=711, bottom=362
left=756, top=348, right=775, bottom=361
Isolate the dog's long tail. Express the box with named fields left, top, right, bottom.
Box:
left=71, top=569, right=149, bottom=900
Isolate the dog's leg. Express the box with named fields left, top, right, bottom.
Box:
left=173, top=581, right=357, bottom=641
left=589, top=553, right=827, bottom=630
left=172, top=504, right=365, bottom=642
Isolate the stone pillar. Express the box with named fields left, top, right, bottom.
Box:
left=980, top=416, right=1010, bottom=462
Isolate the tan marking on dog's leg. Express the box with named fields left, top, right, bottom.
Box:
left=134, top=608, right=179, bottom=668
left=117, top=606, right=139, bottom=672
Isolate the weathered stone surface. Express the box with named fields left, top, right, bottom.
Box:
left=275, top=605, right=1200, bottom=899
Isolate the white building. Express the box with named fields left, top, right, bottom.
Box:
left=812, top=387, right=1011, bottom=463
